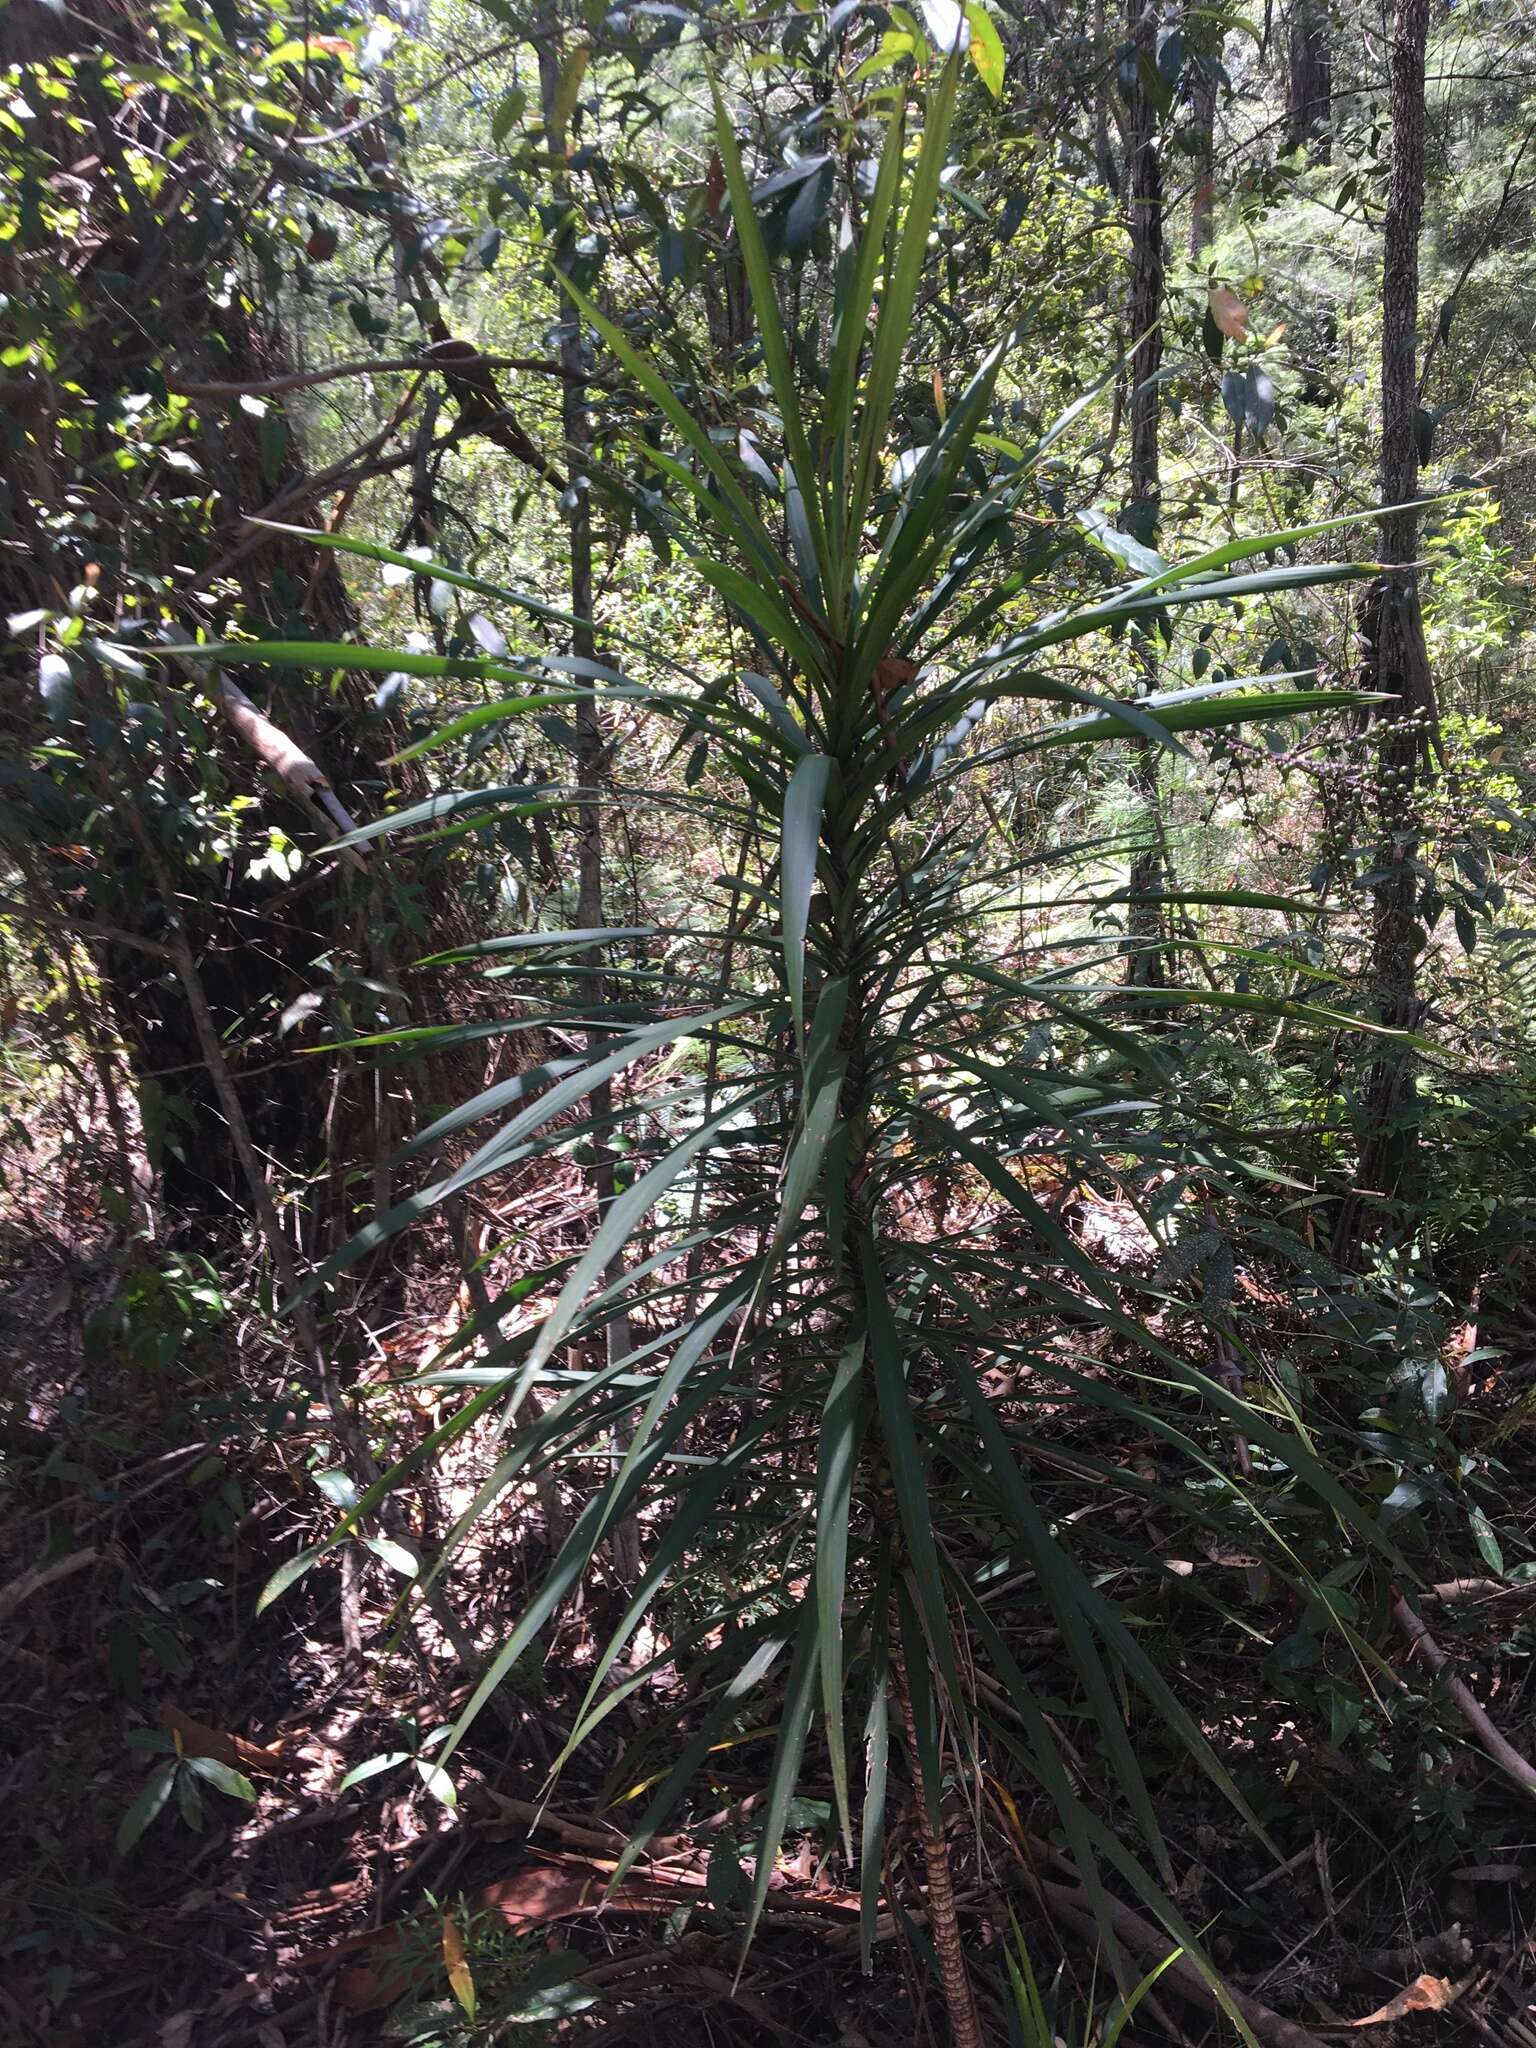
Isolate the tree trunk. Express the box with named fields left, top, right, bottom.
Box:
left=1337, top=0, right=1434, bottom=1262
left=537, top=21, right=638, bottom=1584
left=1285, top=0, right=1333, bottom=161
left=1094, top=0, right=1119, bottom=196
left=1188, top=55, right=1218, bottom=256
left=1122, top=0, right=1170, bottom=993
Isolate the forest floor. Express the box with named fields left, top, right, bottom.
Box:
left=4, top=1107, right=1536, bottom=2048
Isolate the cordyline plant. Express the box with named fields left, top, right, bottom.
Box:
left=128, top=31, right=1419, bottom=2045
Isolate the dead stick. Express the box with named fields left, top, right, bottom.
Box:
left=0, top=1547, right=100, bottom=1621
left=1038, top=1882, right=1329, bottom=2048
left=1390, top=1590, right=1536, bottom=1798
left=1426, top=1577, right=1536, bottom=1604
left=213, top=675, right=369, bottom=866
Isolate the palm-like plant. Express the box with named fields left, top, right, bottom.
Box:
left=137, top=32, right=1412, bottom=2042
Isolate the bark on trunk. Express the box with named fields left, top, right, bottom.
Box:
left=1336, top=0, right=1434, bottom=1262
left=1284, top=0, right=1333, bottom=161
left=1188, top=56, right=1218, bottom=256
left=537, top=20, right=638, bottom=1586
left=1122, top=0, right=1171, bottom=993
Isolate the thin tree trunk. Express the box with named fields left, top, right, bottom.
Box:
left=1188, top=56, right=1217, bottom=256
left=889, top=1603, right=984, bottom=2048
left=537, top=23, right=638, bottom=1587
left=1337, top=0, right=1434, bottom=1262
left=1123, top=0, right=1170, bottom=993
left=822, top=826, right=983, bottom=2044
left=1094, top=0, right=1118, bottom=195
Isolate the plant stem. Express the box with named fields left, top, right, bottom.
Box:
left=889, top=1603, right=986, bottom=2048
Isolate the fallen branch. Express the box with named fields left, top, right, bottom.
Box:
left=1038, top=1879, right=1330, bottom=2048
left=1390, top=1590, right=1536, bottom=1798
left=1425, top=1577, right=1536, bottom=1604
left=575, top=1959, right=790, bottom=2041
left=476, top=1792, right=628, bottom=1856
left=0, top=1545, right=99, bottom=1621
left=1339, top=1928, right=1474, bottom=1989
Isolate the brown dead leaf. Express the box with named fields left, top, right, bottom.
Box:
left=871, top=654, right=918, bottom=716
left=1208, top=283, right=1250, bottom=341
left=1348, top=1973, right=1455, bottom=2026
left=158, top=1703, right=295, bottom=1781
left=477, top=1860, right=677, bottom=1931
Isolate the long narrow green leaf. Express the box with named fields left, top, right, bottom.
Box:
left=285, top=1010, right=753, bottom=1306
left=826, top=91, right=908, bottom=588
left=330, top=784, right=555, bottom=849
left=594, top=1278, right=757, bottom=1544
left=858, top=1235, right=968, bottom=1740
left=559, top=272, right=790, bottom=587
left=697, top=557, right=830, bottom=689
left=498, top=1086, right=775, bottom=1418
left=781, top=752, right=831, bottom=1041
left=161, top=637, right=554, bottom=691
left=436, top=1438, right=675, bottom=1771
left=1132, top=493, right=1461, bottom=597
left=741, top=669, right=812, bottom=756
left=415, top=1000, right=750, bottom=1159
left=859, top=1564, right=891, bottom=1975
left=817, top=1336, right=868, bottom=1857
left=846, top=49, right=964, bottom=551
left=853, top=323, right=1021, bottom=679
left=563, top=1394, right=773, bottom=1756
left=740, top=1602, right=821, bottom=1953
left=707, top=72, right=831, bottom=599
left=609, top=1625, right=794, bottom=1882
left=940, top=1344, right=1175, bottom=1879
left=245, top=520, right=593, bottom=634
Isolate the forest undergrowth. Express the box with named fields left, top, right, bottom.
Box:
left=5, top=1066, right=1536, bottom=2048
